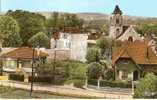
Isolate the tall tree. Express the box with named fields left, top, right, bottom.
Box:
left=7, top=10, right=46, bottom=46
left=0, top=16, right=20, bottom=47
left=3, top=32, right=23, bottom=47
left=28, top=32, right=50, bottom=48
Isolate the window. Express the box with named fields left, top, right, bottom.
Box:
left=116, top=18, right=120, bottom=24
left=128, top=36, right=133, bottom=42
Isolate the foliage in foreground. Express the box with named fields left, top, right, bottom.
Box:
left=36, top=60, right=87, bottom=80
left=134, top=73, right=157, bottom=98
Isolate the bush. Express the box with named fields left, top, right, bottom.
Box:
left=64, top=79, right=85, bottom=88
left=88, top=79, right=131, bottom=88
left=9, top=74, right=24, bottom=82
left=100, top=80, right=131, bottom=88
left=28, top=76, right=52, bottom=83
left=87, top=62, right=105, bottom=79
left=134, top=73, right=157, bottom=98
left=88, top=79, right=97, bottom=86
left=62, top=60, right=87, bottom=79
left=86, top=47, right=101, bottom=63
left=104, top=69, right=114, bottom=81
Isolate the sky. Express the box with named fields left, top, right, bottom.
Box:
left=1, top=0, right=157, bottom=17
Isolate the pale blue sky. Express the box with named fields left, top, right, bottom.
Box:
left=1, top=0, right=157, bottom=17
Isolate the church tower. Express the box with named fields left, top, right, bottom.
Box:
left=109, top=5, right=123, bottom=39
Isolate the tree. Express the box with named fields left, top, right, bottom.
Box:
left=96, top=36, right=122, bottom=58
left=0, top=16, right=20, bottom=45
left=46, top=13, right=84, bottom=30
left=87, top=62, right=105, bottom=79
left=86, top=47, right=101, bottom=63
left=136, top=24, right=157, bottom=37
left=28, top=32, right=50, bottom=48
left=134, top=73, right=157, bottom=98
left=7, top=10, right=46, bottom=46
left=100, top=24, right=108, bottom=34
left=3, top=32, right=23, bottom=47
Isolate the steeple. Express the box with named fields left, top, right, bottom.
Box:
left=113, top=5, right=122, bottom=15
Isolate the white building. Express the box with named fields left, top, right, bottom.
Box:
left=50, top=28, right=88, bottom=62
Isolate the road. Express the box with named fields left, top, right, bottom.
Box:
left=0, top=80, right=132, bottom=99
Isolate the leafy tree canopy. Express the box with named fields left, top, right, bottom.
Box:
left=28, top=32, right=50, bottom=48
left=0, top=16, right=20, bottom=42
left=87, top=62, right=105, bottom=79
left=86, top=47, right=101, bottom=63
left=46, top=12, right=84, bottom=30
left=3, top=32, right=23, bottom=47
left=6, top=10, right=46, bottom=46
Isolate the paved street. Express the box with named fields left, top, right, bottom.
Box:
left=0, top=80, right=132, bottom=99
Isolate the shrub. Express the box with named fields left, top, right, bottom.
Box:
left=86, top=47, right=101, bottom=63
left=88, top=79, right=97, bottom=86
left=64, top=79, right=85, bottom=88
left=134, top=73, right=157, bottom=98
left=9, top=74, right=24, bottom=82
left=88, top=79, right=131, bottom=88
left=104, top=68, right=114, bottom=81
left=28, top=76, right=52, bottom=83
left=100, top=80, right=131, bottom=88
left=87, top=62, right=105, bottom=79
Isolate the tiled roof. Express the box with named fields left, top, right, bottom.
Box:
left=46, top=49, right=70, bottom=60
left=62, top=27, right=82, bottom=33
left=0, top=47, right=48, bottom=59
left=112, top=39, right=157, bottom=66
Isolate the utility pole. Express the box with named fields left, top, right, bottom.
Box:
left=30, top=47, right=35, bottom=96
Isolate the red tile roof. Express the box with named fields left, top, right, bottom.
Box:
left=112, top=39, right=157, bottom=66
left=0, top=47, right=48, bottom=59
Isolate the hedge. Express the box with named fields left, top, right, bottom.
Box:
left=88, top=79, right=97, bottom=86
left=64, top=79, right=85, bottom=88
left=88, top=79, right=132, bottom=88
left=28, top=76, right=52, bottom=83
left=9, top=74, right=24, bottom=82
left=100, top=80, right=132, bottom=88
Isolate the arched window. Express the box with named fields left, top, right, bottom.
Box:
left=128, top=36, right=133, bottom=42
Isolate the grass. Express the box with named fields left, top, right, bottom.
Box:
left=0, top=85, right=99, bottom=99
left=0, top=86, right=77, bottom=99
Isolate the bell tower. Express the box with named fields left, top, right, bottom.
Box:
left=109, top=5, right=123, bottom=39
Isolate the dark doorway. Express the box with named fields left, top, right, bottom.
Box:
left=133, top=70, right=139, bottom=81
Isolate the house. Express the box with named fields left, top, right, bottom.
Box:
left=109, top=5, right=142, bottom=41
left=0, top=47, right=48, bottom=75
left=112, top=38, right=157, bottom=81
left=50, top=27, right=88, bottom=62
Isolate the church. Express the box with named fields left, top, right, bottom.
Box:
left=111, top=5, right=157, bottom=81
left=109, top=5, right=142, bottom=41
